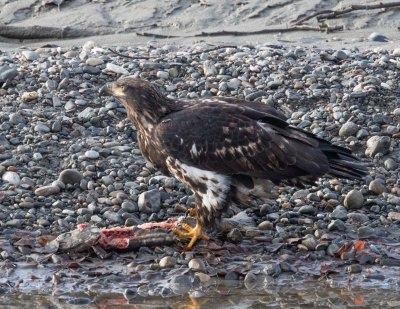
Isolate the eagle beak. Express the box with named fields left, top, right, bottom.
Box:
left=99, top=83, right=113, bottom=97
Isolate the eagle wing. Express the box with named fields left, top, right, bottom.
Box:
left=155, top=102, right=331, bottom=184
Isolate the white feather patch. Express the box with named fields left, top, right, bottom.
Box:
left=167, top=158, right=231, bottom=212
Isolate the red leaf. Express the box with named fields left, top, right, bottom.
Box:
left=354, top=240, right=365, bottom=251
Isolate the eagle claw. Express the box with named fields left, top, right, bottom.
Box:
left=173, top=223, right=209, bottom=249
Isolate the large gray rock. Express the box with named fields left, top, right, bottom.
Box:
left=59, top=169, right=82, bottom=185
left=365, top=136, right=390, bottom=157
left=339, top=121, right=358, bottom=137
left=0, top=64, right=18, bottom=82
left=344, top=190, right=364, bottom=209
left=138, top=189, right=161, bottom=213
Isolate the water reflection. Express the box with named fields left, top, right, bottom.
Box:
left=2, top=281, right=400, bottom=309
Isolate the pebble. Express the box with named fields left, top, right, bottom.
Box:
left=328, top=219, right=346, bottom=231
left=347, top=212, right=369, bottom=223
left=85, top=150, right=100, bottom=159
left=188, top=258, right=206, bottom=272
left=368, top=32, right=389, bottom=42
left=330, top=206, right=348, bottom=220
left=21, top=91, right=38, bottom=102
left=2, top=171, right=20, bottom=186
left=298, top=205, right=317, bottom=215
left=263, top=263, right=281, bottom=276
left=358, top=226, right=375, bottom=239
left=86, top=58, right=104, bottom=66
left=388, top=212, right=400, bottom=221
left=339, top=121, right=358, bottom=137
left=170, top=275, right=192, bottom=294
left=365, top=136, right=391, bottom=157
left=344, top=190, right=364, bottom=209
left=105, top=63, right=129, bottom=75
left=369, top=179, right=386, bottom=195
left=34, top=185, right=60, bottom=197
left=21, top=50, right=39, bottom=61
left=227, top=228, right=243, bottom=243
left=159, top=256, right=176, bottom=268
left=59, top=169, right=82, bottom=185
left=138, top=189, right=161, bottom=213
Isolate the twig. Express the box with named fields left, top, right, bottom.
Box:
left=293, top=1, right=400, bottom=25
left=192, top=25, right=343, bottom=37
left=136, top=32, right=180, bottom=39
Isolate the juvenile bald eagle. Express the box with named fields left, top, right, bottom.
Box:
left=100, top=78, right=367, bottom=248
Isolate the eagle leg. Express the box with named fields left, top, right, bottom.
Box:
left=185, top=208, right=197, bottom=217
left=173, top=223, right=209, bottom=249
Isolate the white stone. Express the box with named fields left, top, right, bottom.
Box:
left=2, top=171, right=21, bottom=186
left=85, top=150, right=100, bottom=159
left=105, top=63, right=129, bottom=75
left=86, top=58, right=104, bottom=66
left=21, top=50, right=39, bottom=61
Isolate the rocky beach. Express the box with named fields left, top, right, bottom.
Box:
left=1, top=0, right=400, bottom=307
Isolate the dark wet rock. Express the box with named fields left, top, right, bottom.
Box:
left=224, top=271, right=239, bottom=280
left=138, top=189, right=161, bottom=213
left=358, top=226, right=375, bottom=239
left=298, top=205, right=317, bottom=215
left=347, top=212, right=369, bottom=224
left=327, top=243, right=340, bottom=256
left=330, top=206, right=348, bottom=220
left=59, top=169, right=82, bottom=185
left=170, top=275, right=192, bottom=294
left=346, top=264, right=362, bottom=273
left=263, top=263, right=281, bottom=276
left=344, top=190, right=364, bottom=209
left=227, top=228, right=243, bottom=243
left=380, top=258, right=400, bottom=267
left=368, top=32, right=389, bottom=42
left=0, top=64, right=18, bottom=82
left=365, top=136, right=391, bottom=157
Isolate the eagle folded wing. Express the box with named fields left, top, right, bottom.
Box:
left=155, top=104, right=331, bottom=183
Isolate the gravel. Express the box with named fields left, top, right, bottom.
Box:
left=1, top=42, right=400, bottom=298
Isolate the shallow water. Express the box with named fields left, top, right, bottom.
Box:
left=2, top=280, right=400, bottom=309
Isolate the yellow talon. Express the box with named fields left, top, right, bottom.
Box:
left=173, top=223, right=209, bottom=249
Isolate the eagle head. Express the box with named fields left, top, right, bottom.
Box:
left=99, top=77, right=170, bottom=129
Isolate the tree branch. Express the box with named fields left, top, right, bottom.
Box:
left=293, top=1, right=400, bottom=25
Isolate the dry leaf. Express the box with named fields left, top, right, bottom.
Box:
left=354, top=295, right=364, bottom=305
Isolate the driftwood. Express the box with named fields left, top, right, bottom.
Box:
left=293, top=1, right=400, bottom=25
left=137, top=24, right=343, bottom=40
left=0, top=25, right=99, bottom=40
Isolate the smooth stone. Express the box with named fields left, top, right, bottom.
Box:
left=138, top=189, right=161, bottom=213
left=34, top=185, right=60, bottom=197
left=388, top=212, right=400, bottom=221
left=298, top=205, right=317, bottom=215
left=9, top=113, right=26, bottom=125
left=347, top=212, right=369, bottom=223
left=203, top=60, right=217, bottom=77
left=227, top=228, right=243, bottom=243
left=358, top=226, right=375, bottom=239
left=85, top=150, right=100, bottom=159
left=330, top=206, right=348, bottom=220
left=59, top=169, right=82, bottom=185
left=365, top=136, right=391, bottom=157
left=258, top=220, right=274, bottom=230
left=105, top=63, right=129, bottom=75
left=368, top=32, right=389, bottom=42
left=156, top=71, right=169, bottom=80
left=2, top=171, right=20, bottom=186
left=368, top=179, right=386, bottom=195
left=34, top=123, right=50, bottom=133
left=328, top=219, right=345, bottom=231
left=21, top=50, right=39, bottom=61
left=384, top=158, right=397, bottom=170
left=21, top=91, right=38, bottom=102
left=159, top=256, right=176, bottom=268
left=344, top=190, right=364, bottom=209
left=301, top=236, right=317, bottom=251
left=188, top=258, right=206, bottom=272
left=339, top=121, right=358, bottom=137
left=0, top=64, right=18, bottom=82
left=86, top=58, right=104, bottom=66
